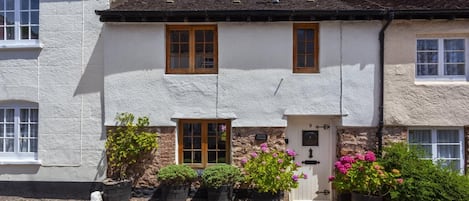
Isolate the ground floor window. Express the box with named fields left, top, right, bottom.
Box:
left=408, top=128, right=464, bottom=173
left=178, top=119, right=230, bottom=168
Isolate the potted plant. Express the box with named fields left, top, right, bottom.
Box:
left=157, top=164, right=198, bottom=201
left=241, top=143, right=306, bottom=201
left=201, top=164, right=243, bottom=201
left=329, top=151, right=403, bottom=201
left=103, top=113, right=159, bottom=201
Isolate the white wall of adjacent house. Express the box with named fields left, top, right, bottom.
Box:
left=103, top=21, right=382, bottom=127
left=0, top=0, right=108, bottom=181
left=384, top=20, right=469, bottom=126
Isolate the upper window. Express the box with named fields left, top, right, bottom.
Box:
left=416, top=39, right=466, bottom=79
left=0, top=106, right=38, bottom=161
left=408, top=128, right=464, bottom=173
left=178, top=119, right=230, bottom=168
left=0, top=0, right=39, bottom=46
left=166, top=25, right=218, bottom=74
left=293, top=23, right=319, bottom=73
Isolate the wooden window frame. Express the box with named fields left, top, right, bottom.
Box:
left=178, top=119, right=231, bottom=168
left=293, top=23, right=319, bottom=73
left=166, top=25, right=218, bottom=74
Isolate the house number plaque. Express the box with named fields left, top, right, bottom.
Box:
left=302, top=130, right=318, bottom=146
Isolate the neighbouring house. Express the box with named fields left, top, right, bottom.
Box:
left=0, top=0, right=108, bottom=197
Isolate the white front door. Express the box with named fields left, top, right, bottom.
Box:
left=287, top=116, right=334, bottom=201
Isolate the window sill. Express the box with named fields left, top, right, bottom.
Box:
left=0, top=160, right=42, bottom=165
left=415, top=80, right=469, bottom=85
left=0, top=42, right=43, bottom=50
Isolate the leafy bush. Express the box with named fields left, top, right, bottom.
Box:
left=241, top=143, right=305, bottom=194
left=380, top=143, right=469, bottom=201
left=157, top=164, right=198, bottom=186
left=201, top=164, right=243, bottom=189
left=106, top=112, right=158, bottom=180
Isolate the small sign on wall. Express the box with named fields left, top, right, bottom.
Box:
left=302, top=130, right=318, bottom=146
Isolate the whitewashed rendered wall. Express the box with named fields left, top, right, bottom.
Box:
left=104, top=21, right=382, bottom=127
left=384, top=20, right=469, bottom=126
left=0, top=0, right=107, bottom=181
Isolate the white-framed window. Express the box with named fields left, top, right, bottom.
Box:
left=408, top=128, right=464, bottom=173
left=416, top=38, right=467, bottom=80
left=0, top=105, right=38, bottom=161
left=0, top=0, right=39, bottom=46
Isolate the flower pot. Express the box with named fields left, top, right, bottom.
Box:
left=207, top=185, right=233, bottom=201
left=251, top=191, right=283, bottom=201
left=160, top=185, right=190, bottom=201
left=351, top=192, right=383, bottom=201
left=102, top=179, right=132, bottom=201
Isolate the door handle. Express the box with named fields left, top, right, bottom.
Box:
left=302, top=160, right=320, bottom=165
left=316, top=189, right=330, bottom=195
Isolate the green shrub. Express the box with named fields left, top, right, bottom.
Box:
left=380, top=143, right=469, bottom=201
left=106, top=112, right=158, bottom=180
left=157, top=164, right=198, bottom=186
left=201, top=164, right=243, bottom=189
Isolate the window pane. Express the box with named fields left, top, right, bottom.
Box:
left=20, top=109, right=29, bottom=122
left=0, top=0, right=4, bottom=10
left=208, top=137, right=216, bottom=149
left=445, top=52, right=465, bottom=63
left=6, top=27, right=14, bottom=40
left=208, top=123, right=216, bottom=136
left=195, top=30, right=204, bottom=42
left=306, top=55, right=314, bottom=67
left=439, top=160, right=460, bottom=172
left=20, top=124, right=28, bottom=137
left=0, top=109, right=3, bottom=122
left=0, top=139, right=3, bottom=152
left=297, top=42, right=305, bottom=54
left=297, top=55, right=305, bottom=67
left=5, top=139, right=13, bottom=152
left=417, top=39, right=438, bottom=50
left=183, top=123, right=192, bottom=136
left=437, top=130, right=459, bottom=143
left=218, top=151, right=226, bottom=163
left=444, top=64, right=465, bottom=75
left=0, top=27, right=4, bottom=40
left=31, top=0, right=38, bottom=9
left=30, top=139, right=37, bottom=152
left=21, top=11, right=29, bottom=25
left=306, top=42, right=313, bottom=54
left=30, top=124, right=37, bottom=137
left=31, top=109, right=38, bottom=122
left=31, top=11, right=38, bottom=24
left=194, top=151, right=201, bottom=163
left=417, top=52, right=438, bottom=63
left=444, top=39, right=464, bottom=50
left=20, top=139, right=28, bottom=152
left=5, top=11, right=14, bottom=25
left=437, top=145, right=460, bottom=158
left=305, top=29, right=314, bottom=41
left=0, top=125, right=3, bottom=137
left=170, top=31, right=188, bottom=43
left=208, top=151, right=216, bottom=163
left=296, top=29, right=304, bottom=42
left=183, top=151, right=192, bottom=163
left=183, top=137, right=192, bottom=149
left=409, top=130, right=431, bottom=143
left=30, top=26, right=38, bottom=39
left=417, top=64, right=438, bottom=76
left=21, top=26, right=29, bottom=39
left=193, top=137, right=201, bottom=149
left=170, top=44, right=179, bottom=53
left=5, top=109, right=13, bottom=122
left=205, top=30, right=213, bottom=42
left=5, top=0, right=13, bottom=10
left=21, top=0, right=29, bottom=10
left=409, top=144, right=432, bottom=158
left=218, top=139, right=226, bottom=149
left=5, top=124, right=13, bottom=137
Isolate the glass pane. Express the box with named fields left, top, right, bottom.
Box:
left=445, top=52, right=465, bottom=63
left=183, top=151, right=192, bottom=163
left=20, top=109, right=28, bottom=122
left=195, top=44, right=204, bottom=53
left=193, top=137, right=201, bottom=149
left=297, top=41, right=305, bottom=54
left=205, top=31, right=213, bottom=42
left=414, top=145, right=432, bottom=158
left=192, top=123, right=201, bottom=136
left=306, top=55, right=314, bottom=67
left=409, top=130, right=431, bottom=143
left=5, top=139, right=13, bottom=152
left=180, top=44, right=189, bottom=54
left=30, top=124, right=37, bottom=137
left=5, top=11, right=14, bottom=25
left=5, top=109, right=13, bottom=122
left=21, top=25, right=29, bottom=39
left=31, top=109, right=38, bottom=122
left=195, top=30, right=204, bottom=42
left=417, top=64, right=438, bottom=76
left=0, top=0, right=4, bottom=10
left=437, top=130, right=459, bottom=143
left=21, top=0, right=29, bottom=10
left=194, top=151, right=201, bottom=163
left=208, top=137, right=216, bottom=149
left=6, top=27, right=14, bottom=40
left=30, top=26, right=38, bottom=39
left=30, top=11, right=38, bottom=24
left=20, top=139, right=28, bottom=152
left=170, top=44, right=179, bottom=53
left=437, top=145, right=460, bottom=158
left=170, top=31, right=188, bottom=43
left=445, top=64, right=465, bottom=76
left=0, top=125, right=3, bottom=137
left=417, top=39, right=438, bottom=50
left=296, top=29, right=304, bottom=41
left=306, top=42, right=313, bottom=54
left=305, top=29, right=314, bottom=41
left=183, top=137, right=192, bottom=149
left=297, top=55, right=305, bottom=67
left=31, top=0, right=38, bottom=9
left=30, top=139, right=37, bottom=152
left=5, top=124, right=13, bottom=137
left=444, top=39, right=464, bottom=50
left=208, top=151, right=216, bottom=163
left=218, top=139, right=226, bottom=149
left=5, top=0, right=13, bottom=10
left=20, top=124, right=28, bottom=137
left=183, top=123, right=191, bottom=136
left=0, top=109, right=3, bottom=122
left=417, top=52, right=438, bottom=63
left=21, top=11, right=29, bottom=25
left=179, top=56, right=189, bottom=69
left=0, top=139, right=3, bottom=152
left=208, top=123, right=216, bottom=136
left=219, top=123, right=227, bottom=141
left=439, top=160, right=460, bottom=172
left=218, top=151, right=226, bottom=163
left=0, top=27, right=3, bottom=40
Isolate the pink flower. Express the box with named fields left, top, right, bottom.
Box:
left=334, top=161, right=343, bottom=169
left=272, top=153, right=278, bottom=158
left=260, top=143, right=268, bottom=148
left=261, top=146, right=268, bottom=153
left=344, top=163, right=352, bottom=170
left=277, top=159, right=283, bottom=163
left=241, top=158, right=248, bottom=164
left=286, top=149, right=296, bottom=156
left=396, top=178, right=404, bottom=184
left=220, top=124, right=226, bottom=132
left=295, top=162, right=301, bottom=167
left=340, top=156, right=355, bottom=164
left=339, top=167, right=348, bottom=174
left=355, top=153, right=365, bottom=161
left=292, top=175, right=299, bottom=181
left=328, top=176, right=335, bottom=182
left=365, top=151, right=376, bottom=162
left=374, top=165, right=381, bottom=170
left=251, top=152, right=258, bottom=158
left=276, top=176, right=281, bottom=180
left=303, top=174, right=308, bottom=179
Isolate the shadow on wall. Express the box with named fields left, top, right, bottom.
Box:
left=0, top=49, right=41, bottom=60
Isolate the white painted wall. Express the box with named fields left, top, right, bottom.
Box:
left=104, top=21, right=381, bottom=127
left=384, top=20, right=469, bottom=126
left=0, top=0, right=108, bottom=181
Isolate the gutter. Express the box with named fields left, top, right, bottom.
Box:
left=377, top=11, right=394, bottom=155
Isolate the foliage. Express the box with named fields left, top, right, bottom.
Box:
left=330, top=151, right=403, bottom=198
left=157, top=164, right=198, bottom=186
left=106, top=112, right=159, bottom=180
left=380, top=143, right=469, bottom=201
left=241, top=143, right=305, bottom=194
left=201, top=164, right=243, bottom=189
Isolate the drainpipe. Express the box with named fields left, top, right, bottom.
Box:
left=377, top=11, right=394, bottom=155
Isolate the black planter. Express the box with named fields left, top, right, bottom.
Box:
left=102, top=180, right=132, bottom=201
left=161, top=185, right=190, bottom=201
left=351, top=192, right=383, bottom=201
left=251, top=191, right=283, bottom=201
left=207, top=185, right=233, bottom=201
